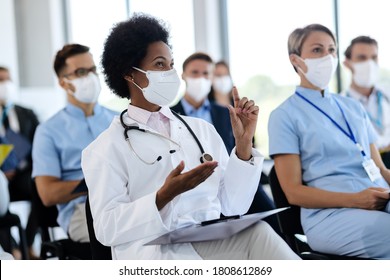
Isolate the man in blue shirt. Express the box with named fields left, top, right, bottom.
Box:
left=32, top=44, right=117, bottom=242
left=171, top=52, right=235, bottom=153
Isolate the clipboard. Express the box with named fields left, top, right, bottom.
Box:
left=144, top=207, right=288, bottom=246
left=0, top=144, right=14, bottom=167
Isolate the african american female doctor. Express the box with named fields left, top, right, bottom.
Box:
left=81, top=14, right=299, bottom=260
left=269, top=24, right=390, bottom=259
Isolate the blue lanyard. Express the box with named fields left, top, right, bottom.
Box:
left=1, top=104, right=10, bottom=127
left=346, top=90, right=383, bottom=131
left=368, top=90, right=383, bottom=130
left=295, top=91, right=366, bottom=157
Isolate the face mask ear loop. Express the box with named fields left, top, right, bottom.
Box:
left=132, top=80, right=144, bottom=92
left=132, top=66, right=147, bottom=74
left=294, top=55, right=306, bottom=75
left=129, top=67, right=149, bottom=93
left=62, top=77, right=75, bottom=95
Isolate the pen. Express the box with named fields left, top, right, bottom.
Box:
left=200, top=215, right=240, bottom=226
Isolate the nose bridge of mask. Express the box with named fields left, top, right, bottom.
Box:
left=71, top=72, right=93, bottom=90
left=306, top=54, right=332, bottom=67
left=353, top=59, right=379, bottom=87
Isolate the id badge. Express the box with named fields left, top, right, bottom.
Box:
left=362, top=159, right=382, bottom=182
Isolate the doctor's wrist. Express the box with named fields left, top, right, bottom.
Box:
left=235, top=141, right=252, bottom=161
left=156, top=188, right=175, bottom=210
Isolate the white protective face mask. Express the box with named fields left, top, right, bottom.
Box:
left=352, top=59, right=379, bottom=88
left=0, top=81, right=17, bottom=103
left=213, top=75, right=233, bottom=95
left=132, top=67, right=181, bottom=106
left=298, top=54, right=338, bottom=89
left=68, top=72, right=101, bottom=103
left=185, top=77, right=212, bottom=102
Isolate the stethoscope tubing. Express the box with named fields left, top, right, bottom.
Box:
left=120, top=109, right=212, bottom=164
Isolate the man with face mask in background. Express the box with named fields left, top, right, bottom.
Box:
left=32, top=44, right=117, bottom=244
left=343, top=36, right=390, bottom=167
left=171, top=53, right=281, bottom=236
left=0, top=66, right=40, bottom=259
left=171, top=52, right=235, bottom=153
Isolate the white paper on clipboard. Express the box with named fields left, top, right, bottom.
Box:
left=144, top=207, right=288, bottom=246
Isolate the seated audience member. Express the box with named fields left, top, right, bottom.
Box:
left=81, top=13, right=300, bottom=260
left=32, top=44, right=117, bottom=242
left=209, top=60, right=234, bottom=106
left=342, top=36, right=390, bottom=168
left=0, top=66, right=39, bottom=259
left=171, top=53, right=280, bottom=234
left=171, top=52, right=235, bottom=153
left=269, top=23, right=390, bottom=259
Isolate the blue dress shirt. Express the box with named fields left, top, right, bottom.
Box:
left=32, top=103, right=117, bottom=232
left=180, top=98, right=213, bottom=124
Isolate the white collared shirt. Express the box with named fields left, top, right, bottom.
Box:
left=344, top=87, right=390, bottom=149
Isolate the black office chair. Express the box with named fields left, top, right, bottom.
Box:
left=85, top=196, right=112, bottom=260
left=268, top=166, right=370, bottom=260
left=0, top=211, right=29, bottom=259
left=31, top=184, right=91, bottom=260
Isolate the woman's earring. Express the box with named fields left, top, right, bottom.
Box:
left=124, top=76, right=133, bottom=82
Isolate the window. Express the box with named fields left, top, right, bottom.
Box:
left=68, top=0, right=195, bottom=110
left=338, top=0, right=390, bottom=91
left=129, top=0, right=195, bottom=99
left=68, top=0, right=128, bottom=109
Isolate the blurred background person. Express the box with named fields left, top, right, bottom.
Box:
left=32, top=44, right=117, bottom=244
left=171, top=52, right=235, bottom=153
left=343, top=36, right=390, bottom=168
left=209, top=60, right=234, bottom=106
left=171, top=53, right=280, bottom=235
left=0, top=170, right=14, bottom=260
left=0, top=66, right=40, bottom=259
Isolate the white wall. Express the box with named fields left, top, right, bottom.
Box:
left=0, top=0, right=68, bottom=122
left=0, top=0, right=19, bottom=85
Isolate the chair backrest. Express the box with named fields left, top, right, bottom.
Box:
left=268, top=166, right=307, bottom=252
left=31, top=182, right=59, bottom=241
left=269, top=166, right=304, bottom=232
left=31, top=182, right=92, bottom=260
left=85, top=196, right=112, bottom=260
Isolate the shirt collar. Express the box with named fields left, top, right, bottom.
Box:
left=127, top=104, right=175, bottom=125
left=65, top=102, right=102, bottom=118
left=347, top=87, right=378, bottom=103
left=296, top=86, right=331, bottom=99
left=181, top=98, right=211, bottom=116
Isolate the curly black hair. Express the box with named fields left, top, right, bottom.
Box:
left=102, top=13, right=171, bottom=99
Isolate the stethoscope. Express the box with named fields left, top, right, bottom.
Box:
left=120, top=109, right=213, bottom=165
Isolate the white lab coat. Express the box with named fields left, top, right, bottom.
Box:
left=81, top=112, right=263, bottom=259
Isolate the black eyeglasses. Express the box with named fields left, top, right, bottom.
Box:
left=63, top=66, right=97, bottom=78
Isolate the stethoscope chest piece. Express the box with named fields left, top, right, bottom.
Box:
left=200, top=153, right=213, bottom=163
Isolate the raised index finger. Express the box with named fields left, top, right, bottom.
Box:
left=232, top=86, right=240, bottom=108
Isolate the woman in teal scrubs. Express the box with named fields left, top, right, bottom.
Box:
left=269, top=23, right=390, bottom=259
